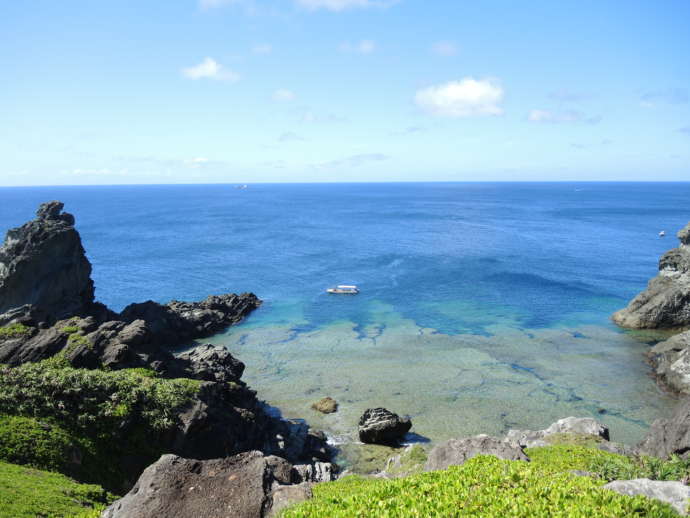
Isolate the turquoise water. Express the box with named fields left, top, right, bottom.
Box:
left=1, top=182, right=688, bottom=446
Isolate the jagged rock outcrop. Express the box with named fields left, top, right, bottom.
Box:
left=506, top=417, right=610, bottom=448
left=648, top=330, right=690, bottom=394
left=358, top=408, right=411, bottom=445
left=425, top=435, right=529, bottom=471
left=603, top=479, right=690, bottom=516
left=613, top=222, right=690, bottom=329
left=638, top=397, right=690, bottom=459
left=102, top=451, right=334, bottom=518
left=120, top=293, right=261, bottom=347
left=0, top=201, right=102, bottom=325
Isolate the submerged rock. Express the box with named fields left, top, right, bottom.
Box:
left=506, top=416, right=610, bottom=448
left=638, top=397, right=690, bottom=459
left=0, top=201, right=99, bottom=325
left=102, top=451, right=333, bottom=518
left=603, top=479, right=690, bottom=516
left=613, top=222, right=690, bottom=329
left=311, top=397, right=338, bottom=414
left=358, top=408, right=411, bottom=445
left=649, top=330, right=690, bottom=394
left=425, top=435, right=529, bottom=471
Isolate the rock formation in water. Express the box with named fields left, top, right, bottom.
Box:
left=358, top=407, right=411, bottom=445
left=613, top=222, right=690, bottom=329
left=0, top=201, right=102, bottom=325
left=648, top=330, right=690, bottom=394
left=102, top=451, right=334, bottom=518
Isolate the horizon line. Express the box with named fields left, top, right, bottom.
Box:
left=2, top=180, right=690, bottom=188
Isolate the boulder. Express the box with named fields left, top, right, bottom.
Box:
left=311, top=397, right=338, bottom=414
left=358, top=408, right=411, bottom=445
left=649, top=330, right=690, bottom=394
left=425, top=435, right=529, bottom=471
left=102, top=451, right=309, bottom=518
left=638, top=398, right=690, bottom=458
left=506, top=416, right=610, bottom=448
left=613, top=222, right=690, bottom=329
left=603, top=479, right=690, bottom=516
left=0, top=201, right=97, bottom=324
left=177, top=344, right=245, bottom=383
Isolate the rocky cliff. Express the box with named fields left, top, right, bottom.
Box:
left=0, top=201, right=99, bottom=325
left=613, top=222, right=690, bottom=329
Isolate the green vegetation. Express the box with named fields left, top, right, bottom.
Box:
left=282, top=455, right=680, bottom=517
left=528, top=444, right=690, bottom=482
left=0, top=322, right=31, bottom=340
left=384, top=444, right=428, bottom=477
left=0, top=460, right=113, bottom=518
left=0, top=360, right=202, bottom=490
left=60, top=325, right=80, bottom=335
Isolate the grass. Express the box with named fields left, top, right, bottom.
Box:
left=282, top=454, right=681, bottom=517
left=0, top=323, right=31, bottom=340
left=0, top=460, right=114, bottom=518
left=0, top=359, right=202, bottom=491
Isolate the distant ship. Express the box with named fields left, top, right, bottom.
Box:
left=659, top=230, right=666, bottom=237
left=327, top=285, right=359, bottom=294
left=235, top=184, right=248, bottom=189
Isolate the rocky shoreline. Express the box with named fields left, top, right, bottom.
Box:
left=2, top=203, right=690, bottom=516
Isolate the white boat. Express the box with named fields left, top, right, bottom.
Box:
left=327, top=285, right=359, bottom=294
left=659, top=231, right=666, bottom=237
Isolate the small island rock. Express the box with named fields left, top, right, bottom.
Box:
left=358, top=407, right=411, bottom=445
left=613, top=221, right=690, bottom=329
left=311, top=397, right=338, bottom=414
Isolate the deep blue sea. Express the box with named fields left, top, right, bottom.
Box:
left=1, top=183, right=689, bottom=452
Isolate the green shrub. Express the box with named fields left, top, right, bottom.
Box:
left=528, top=444, right=690, bottom=482
left=0, top=323, right=30, bottom=340
left=0, top=460, right=114, bottom=518
left=0, top=361, right=202, bottom=490
left=282, top=455, right=679, bottom=517
left=0, top=415, right=86, bottom=474
left=60, top=325, right=80, bottom=335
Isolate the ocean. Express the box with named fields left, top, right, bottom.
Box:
left=1, top=182, right=688, bottom=455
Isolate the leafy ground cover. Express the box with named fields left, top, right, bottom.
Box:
left=0, top=460, right=113, bottom=518
left=283, top=446, right=687, bottom=517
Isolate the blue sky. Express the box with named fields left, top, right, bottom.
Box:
left=1, top=0, right=689, bottom=185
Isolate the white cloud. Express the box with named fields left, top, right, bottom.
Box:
left=252, top=43, right=273, bottom=54
left=432, top=41, right=457, bottom=56
left=528, top=109, right=600, bottom=124
left=273, top=88, right=296, bottom=101
left=296, top=0, right=395, bottom=11
left=339, top=40, right=376, bottom=54
left=301, top=111, right=347, bottom=123
left=415, top=78, right=504, bottom=118
left=199, top=0, right=241, bottom=9
left=181, top=57, right=240, bottom=82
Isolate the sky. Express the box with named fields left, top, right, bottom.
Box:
left=1, top=0, right=689, bottom=185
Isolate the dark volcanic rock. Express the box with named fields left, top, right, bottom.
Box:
left=102, top=451, right=322, bottom=518
left=648, top=330, right=690, bottom=394
left=613, top=222, right=690, bottom=329
left=358, top=408, right=411, bottom=445
left=177, top=343, right=245, bottom=383
left=638, top=398, right=690, bottom=458
left=120, top=293, right=261, bottom=347
left=0, top=201, right=98, bottom=325
left=425, top=435, right=529, bottom=471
